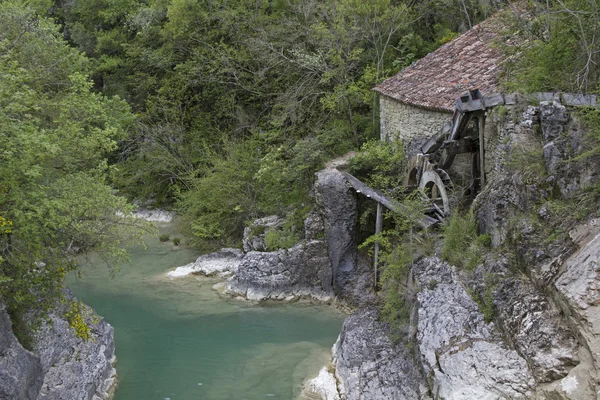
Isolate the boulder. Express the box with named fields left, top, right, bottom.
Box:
left=226, top=240, right=333, bottom=302
left=132, top=208, right=174, bottom=223
left=167, top=248, right=243, bottom=278
left=314, top=169, right=357, bottom=296
left=300, top=367, right=340, bottom=400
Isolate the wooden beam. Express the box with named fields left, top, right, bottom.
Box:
left=341, top=172, right=438, bottom=228
left=479, top=115, right=486, bottom=187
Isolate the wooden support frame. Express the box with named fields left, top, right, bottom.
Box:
left=373, top=203, right=383, bottom=291
left=478, top=114, right=486, bottom=186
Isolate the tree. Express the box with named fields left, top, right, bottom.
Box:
left=0, top=1, right=150, bottom=345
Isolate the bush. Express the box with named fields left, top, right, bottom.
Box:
left=347, top=140, right=406, bottom=192
left=173, top=237, right=181, bottom=246
left=441, top=211, right=488, bottom=270
left=264, top=229, right=300, bottom=251
left=159, top=234, right=170, bottom=242
left=501, top=0, right=600, bottom=93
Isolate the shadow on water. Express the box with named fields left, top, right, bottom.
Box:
left=68, top=223, right=344, bottom=400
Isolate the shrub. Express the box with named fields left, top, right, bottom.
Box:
left=441, top=211, right=487, bottom=270
left=264, top=229, right=300, bottom=251
left=347, top=140, right=406, bottom=192
left=159, top=234, right=170, bottom=242
left=173, top=237, right=181, bottom=246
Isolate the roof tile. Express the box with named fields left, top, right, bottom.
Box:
left=374, top=17, right=505, bottom=112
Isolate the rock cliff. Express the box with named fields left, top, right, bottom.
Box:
left=302, top=99, right=600, bottom=399
left=216, top=167, right=373, bottom=305
left=0, top=293, right=117, bottom=400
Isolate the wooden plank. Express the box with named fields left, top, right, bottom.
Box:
left=479, top=115, right=486, bottom=187
left=482, top=94, right=504, bottom=108
left=421, top=121, right=452, bottom=154
left=562, top=93, right=596, bottom=107
left=341, top=172, right=438, bottom=228
left=461, top=98, right=485, bottom=112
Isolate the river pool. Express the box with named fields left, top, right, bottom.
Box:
left=68, top=223, right=344, bottom=400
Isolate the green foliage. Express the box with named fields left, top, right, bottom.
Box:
left=176, top=139, right=261, bottom=248
left=505, top=144, right=547, bottom=183
left=428, top=279, right=439, bottom=291
left=262, top=208, right=307, bottom=251
left=0, top=2, right=151, bottom=342
left=360, top=193, right=429, bottom=341
left=173, top=237, right=181, bottom=246
left=348, top=140, right=406, bottom=192
left=264, top=230, right=300, bottom=251
left=502, top=0, right=600, bottom=92
left=470, top=284, right=496, bottom=323
left=65, top=301, right=98, bottom=341
left=159, top=234, right=170, bottom=242
left=441, top=211, right=488, bottom=270
left=575, top=107, right=600, bottom=160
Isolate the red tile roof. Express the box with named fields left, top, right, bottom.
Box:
left=374, top=18, right=505, bottom=112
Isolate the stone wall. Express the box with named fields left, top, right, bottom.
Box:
left=379, top=94, right=450, bottom=143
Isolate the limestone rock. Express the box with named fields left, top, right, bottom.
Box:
left=304, top=210, right=325, bottom=241
left=242, top=215, right=284, bottom=252
left=34, top=292, right=117, bottom=400
left=226, top=240, right=333, bottom=302
left=0, top=301, right=43, bottom=400
left=314, top=169, right=357, bottom=296
left=540, top=101, right=569, bottom=141
left=167, top=248, right=243, bottom=278
left=414, top=258, right=534, bottom=399
left=554, top=229, right=600, bottom=373
left=132, top=208, right=174, bottom=223
left=300, top=367, right=340, bottom=400
left=333, top=308, right=427, bottom=400
left=494, top=277, right=579, bottom=382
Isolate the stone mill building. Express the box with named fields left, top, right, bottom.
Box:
left=373, top=17, right=505, bottom=145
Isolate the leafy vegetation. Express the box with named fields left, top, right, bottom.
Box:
left=47, top=0, right=498, bottom=250
left=441, top=211, right=490, bottom=270
left=505, top=144, right=547, bottom=184
left=502, top=0, right=600, bottom=92
left=359, top=194, right=432, bottom=341
left=0, top=1, right=151, bottom=345
left=348, top=140, right=407, bottom=192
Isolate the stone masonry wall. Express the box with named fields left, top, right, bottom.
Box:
left=379, top=94, right=450, bottom=143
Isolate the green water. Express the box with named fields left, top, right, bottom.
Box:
left=68, top=224, right=344, bottom=400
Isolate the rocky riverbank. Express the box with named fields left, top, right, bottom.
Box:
left=0, top=291, right=117, bottom=400
left=167, top=167, right=375, bottom=307
left=166, top=100, right=600, bottom=399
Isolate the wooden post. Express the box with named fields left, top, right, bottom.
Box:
left=373, top=203, right=383, bottom=291
left=478, top=114, right=486, bottom=187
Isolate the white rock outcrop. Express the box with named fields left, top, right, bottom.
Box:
left=414, top=258, right=535, bottom=400
left=132, top=208, right=174, bottom=223
left=300, top=367, right=340, bottom=400
left=167, top=248, right=243, bottom=278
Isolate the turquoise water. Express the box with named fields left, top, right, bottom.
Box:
left=68, top=224, right=344, bottom=400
